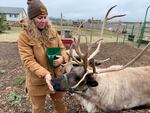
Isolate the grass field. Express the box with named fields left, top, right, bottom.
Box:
left=0, top=27, right=21, bottom=42
left=55, top=25, right=126, bottom=42
left=0, top=26, right=130, bottom=43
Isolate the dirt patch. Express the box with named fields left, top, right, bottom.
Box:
left=0, top=42, right=150, bottom=113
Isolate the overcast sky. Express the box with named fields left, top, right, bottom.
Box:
left=0, top=0, right=150, bottom=22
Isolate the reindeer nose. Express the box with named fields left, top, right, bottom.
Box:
left=51, top=78, right=61, bottom=91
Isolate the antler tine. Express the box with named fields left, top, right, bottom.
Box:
left=72, top=71, right=89, bottom=89
left=69, top=44, right=83, bottom=65
left=107, top=14, right=126, bottom=20
left=74, top=37, right=85, bottom=59
left=88, top=38, right=103, bottom=48
left=88, top=38, right=103, bottom=54
left=73, top=38, right=89, bottom=70
left=88, top=39, right=103, bottom=61
left=73, top=21, right=89, bottom=71
left=105, top=5, right=126, bottom=20
left=88, top=58, right=110, bottom=73
left=74, top=21, right=87, bottom=59
left=100, top=5, right=126, bottom=37
left=76, top=37, right=89, bottom=70
left=94, top=58, right=111, bottom=65
left=90, top=59, right=96, bottom=73
left=97, top=42, right=150, bottom=73
left=77, top=21, right=86, bottom=36
left=92, top=39, right=104, bottom=45
left=105, top=5, right=117, bottom=19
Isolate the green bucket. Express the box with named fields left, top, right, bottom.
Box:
left=47, top=47, right=61, bottom=69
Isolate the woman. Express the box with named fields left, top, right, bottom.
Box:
left=18, top=0, right=68, bottom=113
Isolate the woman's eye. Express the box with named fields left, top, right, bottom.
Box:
left=37, top=17, right=42, bottom=19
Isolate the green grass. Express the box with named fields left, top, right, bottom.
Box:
left=10, top=27, right=22, bottom=33
left=0, top=27, right=22, bottom=34
left=14, top=77, right=25, bottom=86
left=6, top=92, right=22, bottom=105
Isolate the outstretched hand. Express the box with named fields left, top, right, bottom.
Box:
left=45, top=74, right=55, bottom=93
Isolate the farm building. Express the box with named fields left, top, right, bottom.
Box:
left=0, top=7, right=27, bottom=25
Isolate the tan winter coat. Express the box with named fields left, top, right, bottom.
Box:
left=18, top=27, right=68, bottom=96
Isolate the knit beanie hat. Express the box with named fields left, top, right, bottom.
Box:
left=27, top=0, right=48, bottom=19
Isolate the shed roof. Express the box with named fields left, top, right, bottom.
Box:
left=0, top=7, right=26, bottom=15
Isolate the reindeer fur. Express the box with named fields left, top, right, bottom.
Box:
left=75, top=66, right=150, bottom=113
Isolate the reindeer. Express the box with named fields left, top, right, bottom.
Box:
left=51, top=38, right=150, bottom=113
left=51, top=6, right=150, bottom=113
left=69, top=40, right=150, bottom=113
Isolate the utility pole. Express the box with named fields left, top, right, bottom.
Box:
left=60, top=12, right=63, bottom=37
left=90, top=17, right=94, bottom=42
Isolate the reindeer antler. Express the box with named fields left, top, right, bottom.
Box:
left=70, top=37, right=104, bottom=89
left=100, top=5, right=126, bottom=38
left=96, top=42, right=150, bottom=73
left=71, top=6, right=126, bottom=89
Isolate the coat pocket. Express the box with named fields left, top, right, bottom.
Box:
left=30, top=73, right=46, bottom=85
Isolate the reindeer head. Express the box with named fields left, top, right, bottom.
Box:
left=51, top=38, right=104, bottom=93
left=51, top=60, right=99, bottom=93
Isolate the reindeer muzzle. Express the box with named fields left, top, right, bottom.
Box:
left=51, top=74, right=89, bottom=94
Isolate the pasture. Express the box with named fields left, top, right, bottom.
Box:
left=0, top=26, right=129, bottom=43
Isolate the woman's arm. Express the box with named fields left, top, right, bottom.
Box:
left=18, top=31, right=50, bottom=78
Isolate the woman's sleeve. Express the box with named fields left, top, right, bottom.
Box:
left=18, top=31, right=50, bottom=78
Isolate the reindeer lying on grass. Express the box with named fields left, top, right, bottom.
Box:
left=50, top=6, right=150, bottom=113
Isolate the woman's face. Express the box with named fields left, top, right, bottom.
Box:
left=34, top=14, right=48, bottom=30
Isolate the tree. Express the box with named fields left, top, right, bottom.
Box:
left=0, top=15, right=7, bottom=33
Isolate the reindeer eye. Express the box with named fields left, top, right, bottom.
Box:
left=75, top=76, right=81, bottom=81
left=73, top=64, right=80, bottom=67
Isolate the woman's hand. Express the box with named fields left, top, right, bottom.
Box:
left=54, top=56, right=63, bottom=67
left=45, top=74, right=55, bottom=92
